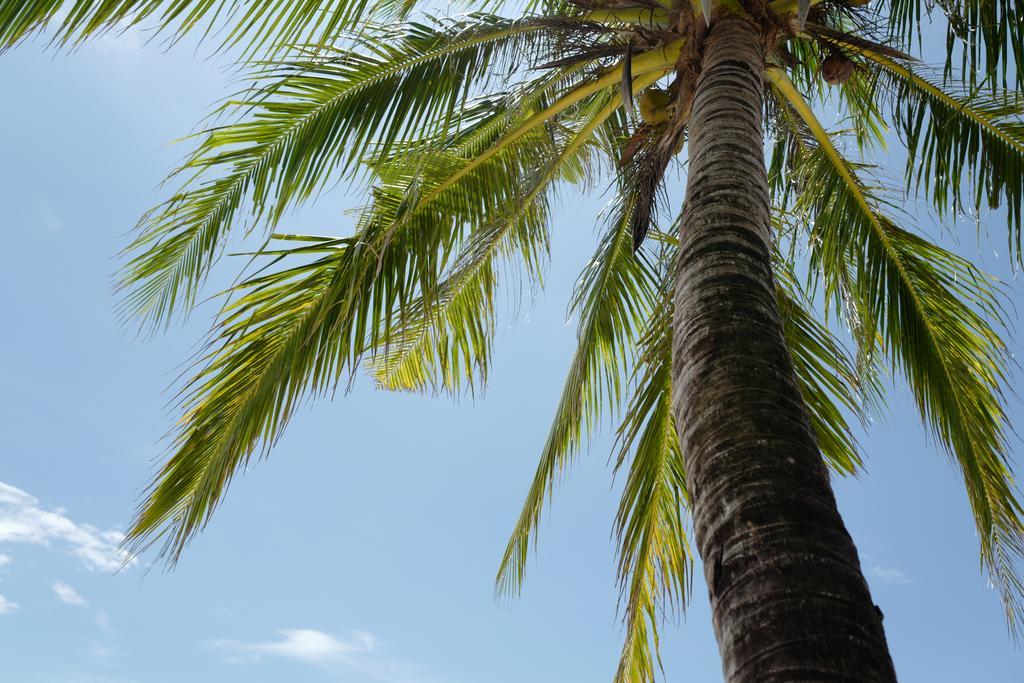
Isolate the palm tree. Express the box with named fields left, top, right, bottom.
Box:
left=3, top=0, right=1024, bottom=679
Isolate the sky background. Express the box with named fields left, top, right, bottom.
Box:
left=1, top=9, right=1023, bottom=683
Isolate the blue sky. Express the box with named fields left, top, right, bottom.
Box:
left=1, top=12, right=1023, bottom=683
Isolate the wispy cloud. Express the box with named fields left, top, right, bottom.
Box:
left=209, top=628, right=438, bottom=683
left=0, top=593, right=19, bottom=614
left=84, top=633, right=125, bottom=664
left=0, top=553, right=11, bottom=568
left=0, top=481, right=133, bottom=572
left=95, top=610, right=114, bottom=633
left=83, top=610, right=122, bottom=665
left=869, top=565, right=912, bottom=585
left=53, top=581, right=88, bottom=607
left=211, top=629, right=375, bottom=665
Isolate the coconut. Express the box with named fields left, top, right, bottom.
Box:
left=639, top=88, right=672, bottom=125
left=821, top=53, right=855, bottom=85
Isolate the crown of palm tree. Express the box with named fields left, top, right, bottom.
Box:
left=4, top=0, right=1024, bottom=679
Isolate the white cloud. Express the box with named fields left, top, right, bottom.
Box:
left=0, top=481, right=133, bottom=572
left=211, top=629, right=375, bottom=665
left=0, top=594, right=19, bottom=614
left=209, top=629, right=438, bottom=683
left=53, top=581, right=88, bottom=607
left=0, top=553, right=11, bottom=568
left=95, top=610, right=113, bottom=633
left=869, top=565, right=912, bottom=585
left=85, top=638, right=114, bottom=659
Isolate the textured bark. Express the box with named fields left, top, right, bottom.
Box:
left=671, top=15, right=897, bottom=682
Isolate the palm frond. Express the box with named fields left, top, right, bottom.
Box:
left=368, top=75, right=664, bottom=393
left=362, top=43, right=687, bottom=393
left=887, top=0, right=1024, bottom=91
left=418, top=37, right=683, bottom=205
left=611, top=253, right=691, bottom=683
left=775, top=251, right=877, bottom=476
left=496, top=192, right=660, bottom=597
left=853, top=47, right=1024, bottom=259
left=0, top=0, right=437, bottom=54
left=126, top=173, right=478, bottom=560
left=117, top=14, right=570, bottom=331
left=124, top=43, right=621, bottom=560
left=126, top=236, right=358, bottom=560
left=769, top=68, right=1024, bottom=630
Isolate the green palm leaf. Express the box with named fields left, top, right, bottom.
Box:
left=816, top=34, right=1024, bottom=257
left=368, top=86, right=633, bottom=393
left=611, top=260, right=690, bottom=683
left=770, top=68, right=1024, bottom=629
left=887, top=0, right=1024, bottom=90
left=877, top=58, right=1024, bottom=256
left=0, top=0, right=419, bottom=54
left=496, top=192, right=661, bottom=597
left=775, top=252, right=877, bottom=476
left=124, top=36, right=630, bottom=559
left=118, top=14, right=570, bottom=330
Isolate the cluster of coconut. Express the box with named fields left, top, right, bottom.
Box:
left=632, top=5, right=862, bottom=127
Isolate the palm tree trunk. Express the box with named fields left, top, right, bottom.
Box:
left=672, top=14, right=897, bottom=681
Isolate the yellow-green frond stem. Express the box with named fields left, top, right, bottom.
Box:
left=582, top=8, right=672, bottom=28
left=421, top=39, right=683, bottom=206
